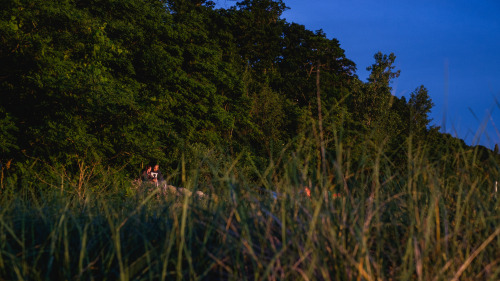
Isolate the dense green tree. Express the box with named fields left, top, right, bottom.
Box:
left=0, top=0, right=482, bottom=185
left=232, top=0, right=287, bottom=73
left=356, top=52, right=400, bottom=129
left=0, top=0, right=172, bottom=173
left=277, top=23, right=317, bottom=106
left=408, top=85, right=434, bottom=137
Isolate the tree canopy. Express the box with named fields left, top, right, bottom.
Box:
left=0, top=0, right=489, bottom=182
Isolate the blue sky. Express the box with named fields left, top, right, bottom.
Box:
left=216, top=0, right=500, bottom=148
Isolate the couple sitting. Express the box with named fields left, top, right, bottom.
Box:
left=141, top=164, right=165, bottom=184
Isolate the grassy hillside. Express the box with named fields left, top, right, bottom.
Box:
left=1, top=138, right=499, bottom=280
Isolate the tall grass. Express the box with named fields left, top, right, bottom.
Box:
left=0, top=136, right=499, bottom=280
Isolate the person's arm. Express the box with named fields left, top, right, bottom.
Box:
left=157, top=171, right=165, bottom=182
left=141, top=172, right=149, bottom=182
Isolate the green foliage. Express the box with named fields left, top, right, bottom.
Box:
left=409, top=85, right=434, bottom=137
left=1, top=0, right=493, bottom=192
left=352, top=52, right=400, bottom=130
left=0, top=108, right=18, bottom=155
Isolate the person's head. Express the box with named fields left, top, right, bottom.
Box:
left=145, top=165, right=152, bottom=172
left=153, top=164, right=159, bottom=171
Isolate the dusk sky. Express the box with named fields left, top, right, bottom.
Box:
left=217, top=0, right=500, bottom=148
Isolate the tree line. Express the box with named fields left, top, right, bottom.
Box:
left=0, top=0, right=493, bottom=185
